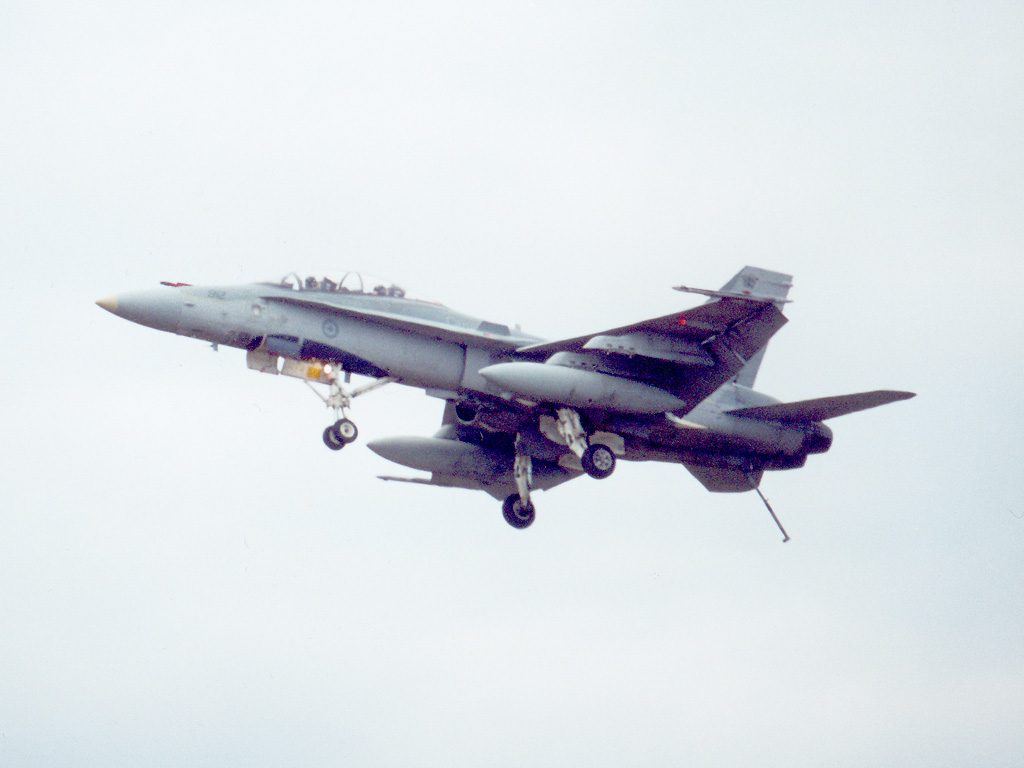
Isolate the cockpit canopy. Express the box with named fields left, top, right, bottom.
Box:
left=278, top=271, right=415, bottom=300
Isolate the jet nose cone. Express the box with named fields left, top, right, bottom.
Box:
left=95, top=288, right=184, bottom=334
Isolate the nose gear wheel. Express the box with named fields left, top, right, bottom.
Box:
left=332, top=418, right=358, bottom=443
left=323, top=425, right=345, bottom=450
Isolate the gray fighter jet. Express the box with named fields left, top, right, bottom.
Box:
left=97, top=267, right=913, bottom=538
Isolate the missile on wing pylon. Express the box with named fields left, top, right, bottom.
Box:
left=478, top=362, right=686, bottom=414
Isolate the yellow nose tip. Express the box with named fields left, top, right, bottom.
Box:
left=96, top=295, right=118, bottom=313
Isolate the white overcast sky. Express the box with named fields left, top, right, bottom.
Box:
left=2, top=2, right=1022, bottom=766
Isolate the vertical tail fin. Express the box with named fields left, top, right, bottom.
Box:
left=718, top=267, right=792, bottom=387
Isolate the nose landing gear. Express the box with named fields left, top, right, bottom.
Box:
left=306, top=369, right=394, bottom=451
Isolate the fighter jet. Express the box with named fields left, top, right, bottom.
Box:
left=96, top=267, right=914, bottom=538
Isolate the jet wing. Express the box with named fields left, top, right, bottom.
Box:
left=369, top=400, right=581, bottom=501
left=513, top=297, right=788, bottom=411
left=727, top=390, right=916, bottom=422
left=261, top=294, right=529, bottom=352
left=514, top=296, right=785, bottom=359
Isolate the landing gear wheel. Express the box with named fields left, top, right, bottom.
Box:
left=322, top=425, right=345, bottom=451
left=502, top=494, right=535, bottom=529
left=333, top=418, right=359, bottom=444
left=581, top=444, right=616, bottom=479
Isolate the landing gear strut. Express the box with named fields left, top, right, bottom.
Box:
left=502, top=435, right=536, bottom=529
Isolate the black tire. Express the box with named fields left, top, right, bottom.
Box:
left=333, top=418, right=358, bottom=444
left=323, top=425, right=345, bottom=451
left=581, top=444, right=616, bottom=479
left=502, top=493, right=535, bottom=529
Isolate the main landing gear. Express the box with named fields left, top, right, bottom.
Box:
left=307, top=369, right=394, bottom=451
left=581, top=444, right=616, bottom=479
left=503, top=436, right=536, bottom=529
left=501, top=412, right=620, bottom=529
left=556, top=408, right=617, bottom=479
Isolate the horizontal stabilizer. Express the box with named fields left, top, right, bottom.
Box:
left=727, top=390, right=915, bottom=422
left=675, top=265, right=793, bottom=307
